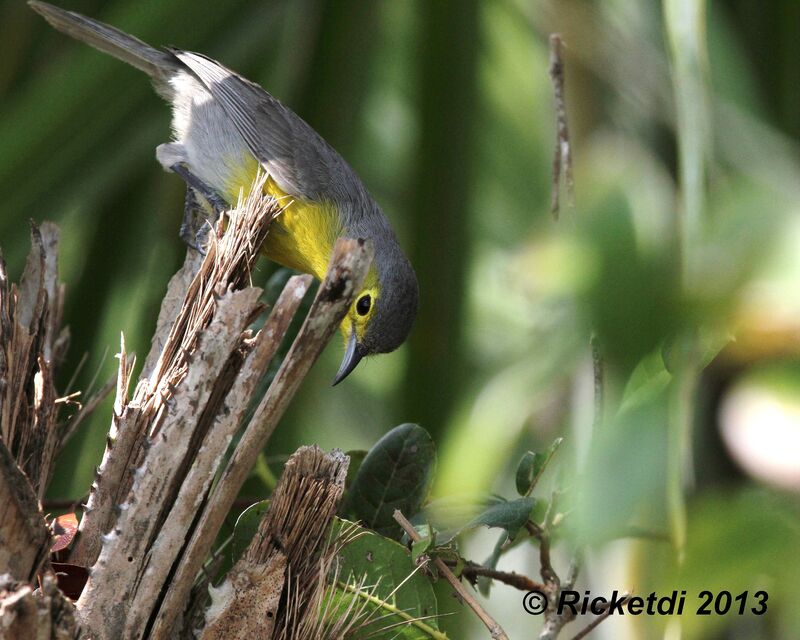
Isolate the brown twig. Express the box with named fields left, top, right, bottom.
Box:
left=525, top=520, right=543, bottom=539
left=548, top=33, right=574, bottom=219
left=449, top=560, right=546, bottom=593
left=537, top=493, right=581, bottom=640
left=538, top=492, right=560, bottom=589
left=393, top=509, right=509, bottom=640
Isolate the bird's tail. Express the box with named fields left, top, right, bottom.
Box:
left=29, top=1, right=178, bottom=81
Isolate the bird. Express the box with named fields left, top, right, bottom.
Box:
left=29, top=0, right=418, bottom=385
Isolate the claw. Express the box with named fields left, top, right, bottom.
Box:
left=193, top=219, right=215, bottom=256
left=178, top=185, right=213, bottom=254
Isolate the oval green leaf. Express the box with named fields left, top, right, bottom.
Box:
left=343, top=424, right=436, bottom=539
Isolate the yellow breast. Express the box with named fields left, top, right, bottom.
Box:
left=222, top=159, right=342, bottom=281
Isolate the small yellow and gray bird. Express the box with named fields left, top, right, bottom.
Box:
left=30, top=1, right=418, bottom=385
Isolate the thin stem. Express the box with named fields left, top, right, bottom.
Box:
left=538, top=492, right=560, bottom=588
left=667, top=362, right=697, bottom=561
left=664, top=0, right=709, bottom=281
left=590, top=333, right=604, bottom=432
left=664, top=0, right=708, bottom=566
left=568, top=593, right=631, bottom=640
left=393, top=510, right=509, bottom=640
left=445, top=560, right=546, bottom=593
left=548, top=33, right=574, bottom=219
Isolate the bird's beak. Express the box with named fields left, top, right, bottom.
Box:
left=332, top=328, right=364, bottom=386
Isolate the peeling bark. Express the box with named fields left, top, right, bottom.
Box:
left=0, top=443, right=50, bottom=583
left=202, top=446, right=349, bottom=640
left=0, top=574, right=79, bottom=640
left=0, top=223, right=69, bottom=499
left=0, top=175, right=371, bottom=640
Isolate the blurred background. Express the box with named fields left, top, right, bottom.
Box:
left=2, top=0, right=800, bottom=638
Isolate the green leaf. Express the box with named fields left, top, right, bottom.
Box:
left=515, top=452, right=537, bottom=495
left=478, top=531, right=508, bottom=596
left=411, top=537, right=432, bottom=564
left=622, top=349, right=672, bottom=410
left=418, top=495, right=537, bottom=543
left=515, top=437, right=563, bottom=496
left=661, top=327, right=733, bottom=374
left=459, top=496, right=536, bottom=540
left=231, top=500, right=270, bottom=562
left=578, top=192, right=682, bottom=374
left=410, top=524, right=435, bottom=564
left=655, top=489, right=800, bottom=640
left=576, top=378, right=670, bottom=543
left=331, top=519, right=444, bottom=639
left=344, top=424, right=436, bottom=539
left=624, top=327, right=731, bottom=412
left=252, top=452, right=279, bottom=493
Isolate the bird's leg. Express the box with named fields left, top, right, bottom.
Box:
left=170, top=163, right=229, bottom=217
left=170, top=163, right=230, bottom=254
left=156, top=144, right=228, bottom=250
left=179, top=187, right=211, bottom=253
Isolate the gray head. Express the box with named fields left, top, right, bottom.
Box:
left=333, top=223, right=419, bottom=385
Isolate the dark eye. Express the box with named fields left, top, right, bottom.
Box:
left=356, top=294, right=372, bottom=316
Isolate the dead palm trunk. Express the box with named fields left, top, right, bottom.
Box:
left=0, top=176, right=372, bottom=639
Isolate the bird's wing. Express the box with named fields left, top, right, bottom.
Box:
left=173, top=50, right=362, bottom=205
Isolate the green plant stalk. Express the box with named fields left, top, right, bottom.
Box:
left=336, top=580, right=449, bottom=640
left=253, top=452, right=278, bottom=492
left=667, top=362, right=697, bottom=561
left=664, top=0, right=709, bottom=279
left=663, top=0, right=709, bottom=565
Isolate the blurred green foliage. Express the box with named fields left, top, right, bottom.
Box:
left=3, top=0, right=800, bottom=637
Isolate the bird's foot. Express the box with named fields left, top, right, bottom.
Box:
left=170, top=163, right=229, bottom=217
left=179, top=187, right=215, bottom=255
